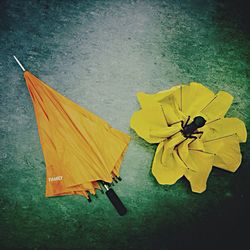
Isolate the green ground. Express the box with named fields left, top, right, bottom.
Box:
left=0, top=0, right=249, bottom=249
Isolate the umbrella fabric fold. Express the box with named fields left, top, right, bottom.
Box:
left=24, top=71, right=130, bottom=199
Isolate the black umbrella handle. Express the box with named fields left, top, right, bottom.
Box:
left=105, top=188, right=127, bottom=216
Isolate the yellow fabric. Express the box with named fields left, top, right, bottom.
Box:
left=130, top=105, right=169, bottom=143
left=24, top=71, right=130, bottom=199
left=180, top=82, right=215, bottom=116
left=200, top=91, right=233, bottom=120
left=136, top=85, right=180, bottom=108
left=152, top=143, right=186, bottom=185
left=184, top=150, right=214, bottom=193
left=203, top=135, right=242, bottom=172
left=201, top=117, right=247, bottom=142
left=130, top=82, right=247, bottom=193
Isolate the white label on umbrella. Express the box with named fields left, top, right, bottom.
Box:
left=48, top=176, right=63, bottom=182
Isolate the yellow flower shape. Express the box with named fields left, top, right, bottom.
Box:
left=130, top=82, right=247, bottom=193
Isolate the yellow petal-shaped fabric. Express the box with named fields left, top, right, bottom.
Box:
left=131, top=91, right=185, bottom=143
left=161, top=133, right=186, bottom=164
left=152, top=142, right=186, bottom=184
left=200, top=91, right=233, bottom=120
left=24, top=71, right=130, bottom=198
left=202, top=118, right=247, bottom=142
left=203, top=134, right=242, bottom=172
left=159, top=94, right=186, bottom=125
left=149, top=124, right=181, bottom=139
left=130, top=104, right=168, bottom=143
left=184, top=150, right=214, bottom=193
left=181, top=82, right=215, bottom=117
left=136, top=85, right=180, bottom=108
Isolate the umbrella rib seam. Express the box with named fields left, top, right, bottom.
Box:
left=200, top=95, right=218, bottom=112
left=203, top=133, right=237, bottom=143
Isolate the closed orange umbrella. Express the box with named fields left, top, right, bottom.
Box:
left=14, top=56, right=130, bottom=215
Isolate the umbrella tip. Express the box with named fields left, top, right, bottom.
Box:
left=13, top=55, right=26, bottom=72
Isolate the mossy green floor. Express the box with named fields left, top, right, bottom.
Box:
left=0, top=0, right=249, bottom=249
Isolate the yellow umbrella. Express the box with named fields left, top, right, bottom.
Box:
left=130, top=82, right=247, bottom=193
left=14, top=56, right=130, bottom=215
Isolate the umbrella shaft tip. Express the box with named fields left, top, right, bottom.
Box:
left=13, top=55, right=25, bottom=72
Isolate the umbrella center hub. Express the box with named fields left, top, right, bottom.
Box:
left=181, top=116, right=206, bottom=138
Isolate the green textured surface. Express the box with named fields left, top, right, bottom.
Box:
left=0, top=0, right=249, bottom=249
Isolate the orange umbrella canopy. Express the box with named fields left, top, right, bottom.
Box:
left=23, top=71, right=130, bottom=199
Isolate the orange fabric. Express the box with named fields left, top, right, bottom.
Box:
left=24, top=71, right=130, bottom=199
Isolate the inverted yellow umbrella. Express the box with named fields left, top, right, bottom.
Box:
left=14, top=56, right=130, bottom=215
left=130, top=82, right=247, bottom=193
